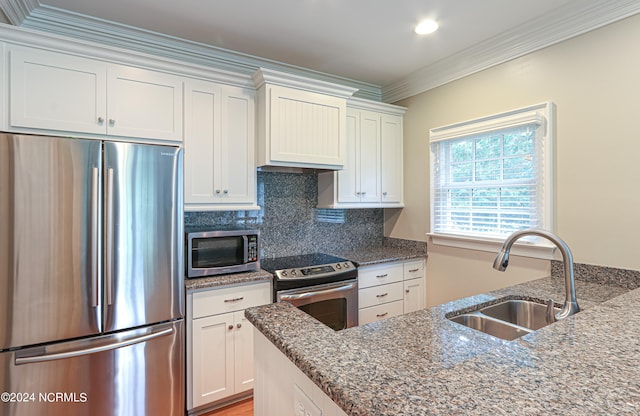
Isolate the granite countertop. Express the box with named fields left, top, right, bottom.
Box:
left=245, top=276, right=640, bottom=415
left=329, top=245, right=427, bottom=266
left=184, top=269, right=273, bottom=291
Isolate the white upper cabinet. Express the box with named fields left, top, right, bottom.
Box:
left=0, top=42, right=8, bottom=131
left=184, top=79, right=258, bottom=211
left=252, top=68, right=357, bottom=170
left=8, top=45, right=183, bottom=142
left=318, top=98, right=406, bottom=208
left=380, top=113, right=404, bottom=204
left=105, top=65, right=183, bottom=141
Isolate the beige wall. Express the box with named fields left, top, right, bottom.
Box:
left=385, top=14, right=640, bottom=306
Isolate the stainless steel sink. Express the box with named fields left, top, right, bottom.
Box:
left=480, top=299, right=559, bottom=331
left=448, top=298, right=562, bottom=340
left=449, top=313, right=531, bottom=341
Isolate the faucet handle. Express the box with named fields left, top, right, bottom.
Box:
left=546, top=299, right=557, bottom=324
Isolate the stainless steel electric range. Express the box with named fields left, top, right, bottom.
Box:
left=261, top=253, right=358, bottom=330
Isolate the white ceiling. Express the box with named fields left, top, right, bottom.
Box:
left=1, top=0, right=639, bottom=101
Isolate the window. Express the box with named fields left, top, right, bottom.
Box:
left=429, top=103, right=553, bottom=250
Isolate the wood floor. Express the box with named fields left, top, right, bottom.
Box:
left=200, top=398, right=253, bottom=416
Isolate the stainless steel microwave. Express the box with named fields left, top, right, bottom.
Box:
left=185, top=228, right=260, bottom=278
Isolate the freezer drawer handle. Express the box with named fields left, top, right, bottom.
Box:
left=14, top=327, right=174, bottom=365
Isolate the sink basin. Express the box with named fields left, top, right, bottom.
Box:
left=448, top=297, right=562, bottom=340
left=480, top=299, right=559, bottom=331
left=449, top=313, right=531, bottom=341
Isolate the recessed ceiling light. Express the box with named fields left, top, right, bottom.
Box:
left=415, top=19, right=439, bottom=35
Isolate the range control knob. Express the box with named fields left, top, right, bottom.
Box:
left=281, top=271, right=288, bottom=277
left=335, top=263, right=342, bottom=269
left=343, top=262, right=351, bottom=268
left=291, top=269, right=297, bottom=275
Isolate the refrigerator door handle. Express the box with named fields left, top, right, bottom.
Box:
left=105, top=167, right=115, bottom=306
left=91, top=167, right=100, bottom=307
left=14, top=326, right=175, bottom=365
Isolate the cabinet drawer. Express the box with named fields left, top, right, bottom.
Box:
left=358, top=263, right=403, bottom=289
left=403, top=260, right=424, bottom=280
left=193, top=281, right=271, bottom=318
left=358, top=282, right=403, bottom=309
left=358, top=300, right=403, bottom=325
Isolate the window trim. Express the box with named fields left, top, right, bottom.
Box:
left=428, top=102, right=555, bottom=259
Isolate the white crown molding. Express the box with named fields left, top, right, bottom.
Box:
left=383, top=0, right=640, bottom=103
left=252, top=67, right=358, bottom=98
left=11, top=3, right=382, bottom=101
left=2, top=0, right=638, bottom=104
left=0, top=0, right=38, bottom=25
left=346, top=96, right=406, bottom=115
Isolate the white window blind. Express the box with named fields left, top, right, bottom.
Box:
left=430, top=103, right=552, bottom=241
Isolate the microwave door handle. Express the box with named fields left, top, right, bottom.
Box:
left=243, top=235, right=249, bottom=262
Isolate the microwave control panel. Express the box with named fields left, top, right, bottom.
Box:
left=248, top=235, right=258, bottom=262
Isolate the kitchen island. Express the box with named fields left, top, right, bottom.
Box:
left=245, top=275, right=640, bottom=415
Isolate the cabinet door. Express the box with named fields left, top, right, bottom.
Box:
left=184, top=80, right=221, bottom=204
left=233, top=311, right=255, bottom=394
left=381, top=114, right=403, bottom=203
left=268, top=84, right=346, bottom=168
left=337, top=109, right=360, bottom=203
left=359, top=110, right=381, bottom=203
left=219, top=86, right=257, bottom=204
left=191, top=313, right=234, bottom=408
left=9, top=46, right=107, bottom=134
left=404, top=278, right=425, bottom=313
left=107, top=65, right=183, bottom=141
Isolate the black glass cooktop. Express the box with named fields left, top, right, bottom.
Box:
left=260, top=253, right=347, bottom=273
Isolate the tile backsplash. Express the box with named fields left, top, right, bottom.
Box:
left=185, top=171, right=385, bottom=258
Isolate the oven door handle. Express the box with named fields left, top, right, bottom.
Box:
left=279, top=281, right=357, bottom=302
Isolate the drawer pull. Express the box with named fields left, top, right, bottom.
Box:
left=224, top=297, right=244, bottom=303
left=376, top=274, right=388, bottom=278
left=408, top=268, right=419, bottom=273
left=376, top=312, right=388, bottom=318
left=376, top=293, right=388, bottom=298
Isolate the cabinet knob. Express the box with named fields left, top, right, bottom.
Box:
left=236, top=323, right=242, bottom=329
left=215, top=189, right=221, bottom=194
left=405, top=289, right=410, bottom=293
left=97, top=117, right=104, bottom=124
left=223, top=189, right=229, bottom=194
left=228, top=325, right=234, bottom=331
left=383, top=192, right=388, bottom=196
left=108, top=119, right=115, bottom=126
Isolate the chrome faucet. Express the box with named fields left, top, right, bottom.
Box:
left=493, top=228, right=580, bottom=322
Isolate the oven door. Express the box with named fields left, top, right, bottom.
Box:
left=276, top=279, right=358, bottom=330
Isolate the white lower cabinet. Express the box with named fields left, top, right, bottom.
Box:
left=358, top=258, right=426, bottom=325
left=254, top=330, right=348, bottom=416
left=187, top=281, right=271, bottom=412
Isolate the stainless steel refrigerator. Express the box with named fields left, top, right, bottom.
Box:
left=0, top=134, right=184, bottom=416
